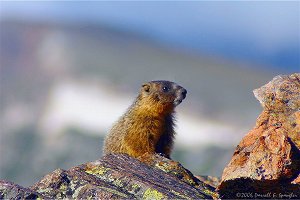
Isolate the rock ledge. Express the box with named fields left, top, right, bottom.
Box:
left=1, top=154, right=217, bottom=199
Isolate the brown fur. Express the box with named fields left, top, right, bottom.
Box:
left=103, top=80, right=187, bottom=159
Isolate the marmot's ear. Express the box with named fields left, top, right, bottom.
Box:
left=142, top=83, right=150, bottom=93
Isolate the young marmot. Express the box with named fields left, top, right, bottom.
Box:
left=103, top=80, right=187, bottom=159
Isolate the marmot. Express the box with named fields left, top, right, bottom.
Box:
left=103, top=80, right=187, bottom=159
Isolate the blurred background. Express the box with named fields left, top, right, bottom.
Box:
left=0, top=1, right=299, bottom=187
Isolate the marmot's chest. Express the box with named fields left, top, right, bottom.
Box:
left=129, top=116, right=166, bottom=141
left=147, top=120, right=165, bottom=141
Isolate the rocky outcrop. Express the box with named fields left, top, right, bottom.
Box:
left=1, top=154, right=217, bottom=199
left=218, top=73, right=300, bottom=199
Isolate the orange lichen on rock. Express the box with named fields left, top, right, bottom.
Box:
left=218, top=73, right=300, bottom=198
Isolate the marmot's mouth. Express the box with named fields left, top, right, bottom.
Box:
left=174, top=99, right=183, bottom=106
left=174, top=88, right=187, bottom=106
left=174, top=95, right=186, bottom=106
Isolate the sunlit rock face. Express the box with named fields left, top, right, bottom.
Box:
left=218, top=73, right=300, bottom=198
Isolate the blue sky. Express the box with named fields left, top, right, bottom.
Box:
left=1, top=1, right=299, bottom=71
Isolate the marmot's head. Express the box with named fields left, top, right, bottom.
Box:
left=138, top=80, right=187, bottom=114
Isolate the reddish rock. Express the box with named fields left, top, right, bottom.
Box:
left=218, top=73, right=300, bottom=198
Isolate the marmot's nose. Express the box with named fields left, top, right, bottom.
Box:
left=181, top=89, right=187, bottom=99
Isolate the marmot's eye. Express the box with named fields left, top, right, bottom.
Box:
left=162, top=86, right=169, bottom=92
